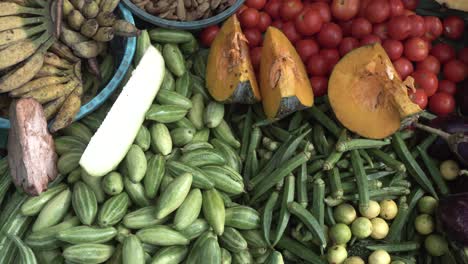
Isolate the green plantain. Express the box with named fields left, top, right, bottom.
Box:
left=44, top=96, right=67, bottom=120
left=0, top=22, right=48, bottom=46
left=35, top=64, right=68, bottom=77
left=113, top=20, right=140, bottom=37
left=0, top=2, right=47, bottom=16
left=50, top=41, right=79, bottom=62
left=63, top=0, right=74, bottom=16
left=82, top=0, right=98, bottom=18
left=10, top=75, right=70, bottom=96
left=80, top=19, right=98, bottom=38
left=96, top=11, right=116, bottom=26
left=68, top=9, right=85, bottom=31
left=44, top=52, right=73, bottom=69
left=0, top=51, right=45, bottom=92
left=0, top=16, right=45, bottom=31
left=92, top=27, right=113, bottom=42
left=50, top=85, right=82, bottom=132
left=71, top=40, right=100, bottom=58
left=22, top=79, right=79, bottom=103
left=0, top=31, right=51, bottom=71
left=60, top=25, right=88, bottom=46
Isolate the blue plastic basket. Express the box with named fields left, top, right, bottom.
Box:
left=122, top=0, right=244, bottom=30
left=0, top=4, right=136, bottom=129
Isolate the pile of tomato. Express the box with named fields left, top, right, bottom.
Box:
left=199, top=0, right=468, bottom=117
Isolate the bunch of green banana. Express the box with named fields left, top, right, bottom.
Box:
left=0, top=1, right=56, bottom=93
left=60, top=0, right=140, bottom=59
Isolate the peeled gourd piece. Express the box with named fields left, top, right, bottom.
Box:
left=259, top=27, right=314, bottom=120
left=328, top=43, right=422, bottom=139
left=205, top=15, right=260, bottom=104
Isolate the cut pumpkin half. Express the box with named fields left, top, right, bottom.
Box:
left=206, top=15, right=261, bottom=104
left=328, top=43, right=422, bottom=139
left=259, top=27, right=314, bottom=120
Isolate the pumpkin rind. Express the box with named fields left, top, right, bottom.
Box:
left=328, top=43, right=421, bottom=139
left=259, top=27, right=314, bottom=119
left=206, top=15, right=260, bottom=104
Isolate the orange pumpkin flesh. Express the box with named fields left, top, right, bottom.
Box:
left=328, top=43, right=422, bottom=139
left=205, top=15, right=261, bottom=104
left=259, top=27, right=314, bottom=119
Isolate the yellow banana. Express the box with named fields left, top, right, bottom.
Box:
left=10, top=75, right=70, bottom=96
left=22, top=79, right=78, bottom=104
left=60, top=24, right=88, bottom=46
left=50, top=86, right=82, bottom=132
left=50, top=41, right=79, bottom=62
left=0, top=2, right=46, bottom=16
left=0, top=51, right=44, bottom=92
left=0, top=22, right=48, bottom=46
left=68, top=9, right=85, bottom=31
left=0, top=16, right=45, bottom=31
left=36, top=64, right=68, bottom=78
left=0, top=31, right=51, bottom=71
left=44, top=52, right=73, bottom=69
left=63, top=0, right=75, bottom=16
left=43, top=96, right=66, bottom=120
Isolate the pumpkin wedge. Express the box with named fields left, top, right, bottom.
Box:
left=435, top=0, right=468, bottom=11
left=259, top=27, right=314, bottom=119
left=328, top=43, right=422, bottom=139
left=206, top=15, right=260, bottom=104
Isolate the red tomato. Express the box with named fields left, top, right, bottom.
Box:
left=307, top=54, right=329, bottom=76
left=320, top=48, right=340, bottom=72
left=401, top=0, right=419, bottom=10
left=339, top=37, right=360, bottom=56
left=388, top=15, right=411, bottom=40
left=351, top=18, right=372, bottom=39
left=310, top=2, right=332, bottom=23
left=416, top=55, right=440, bottom=74
left=429, top=92, right=456, bottom=115
left=409, top=89, right=428, bottom=109
left=282, top=21, right=301, bottom=44
left=317, top=22, right=343, bottom=48
left=365, top=0, right=390, bottom=23
left=389, top=0, right=405, bottom=16
left=360, top=35, right=381, bottom=45
left=257, top=12, right=272, bottom=32
left=245, top=0, right=266, bottom=10
left=373, top=23, right=388, bottom=40
left=250, top=47, right=262, bottom=71
left=236, top=5, right=248, bottom=15
left=408, top=15, right=426, bottom=37
left=430, top=43, right=456, bottom=64
left=339, top=20, right=354, bottom=36
left=444, top=59, right=467, bottom=83
left=240, top=8, right=260, bottom=28
left=424, top=16, right=443, bottom=41
left=443, top=16, right=465, bottom=40
left=412, top=69, right=439, bottom=96
left=310, top=76, right=328, bottom=97
left=199, top=26, right=220, bottom=47
left=244, top=28, right=262, bottom=48
left=438, top=80, right=457, bottom=95
left=404, top=37, right=429, bottom=62
left=382, top=39, right=403, bottom=61
left=358, top=0, right=371, bottom=17
left=393, top=57, right=414, bottom=79
left=263, top=0, right=281, bottom=19
left=295, top=8, right=323, bottom=36
left=331, top=0, right=359, bottom=21
left=280, top=0, right=303, bottom=21
left=296, top=39, right=319, bottom=62
left=271, top=20, right=283, bottom=30
left=458, top=47, right=468, bottom=65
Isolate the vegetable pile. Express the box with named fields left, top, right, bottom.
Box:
left=0, top=0, right=139, bottom=131
left=200, top=0, right=468, bottom=117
